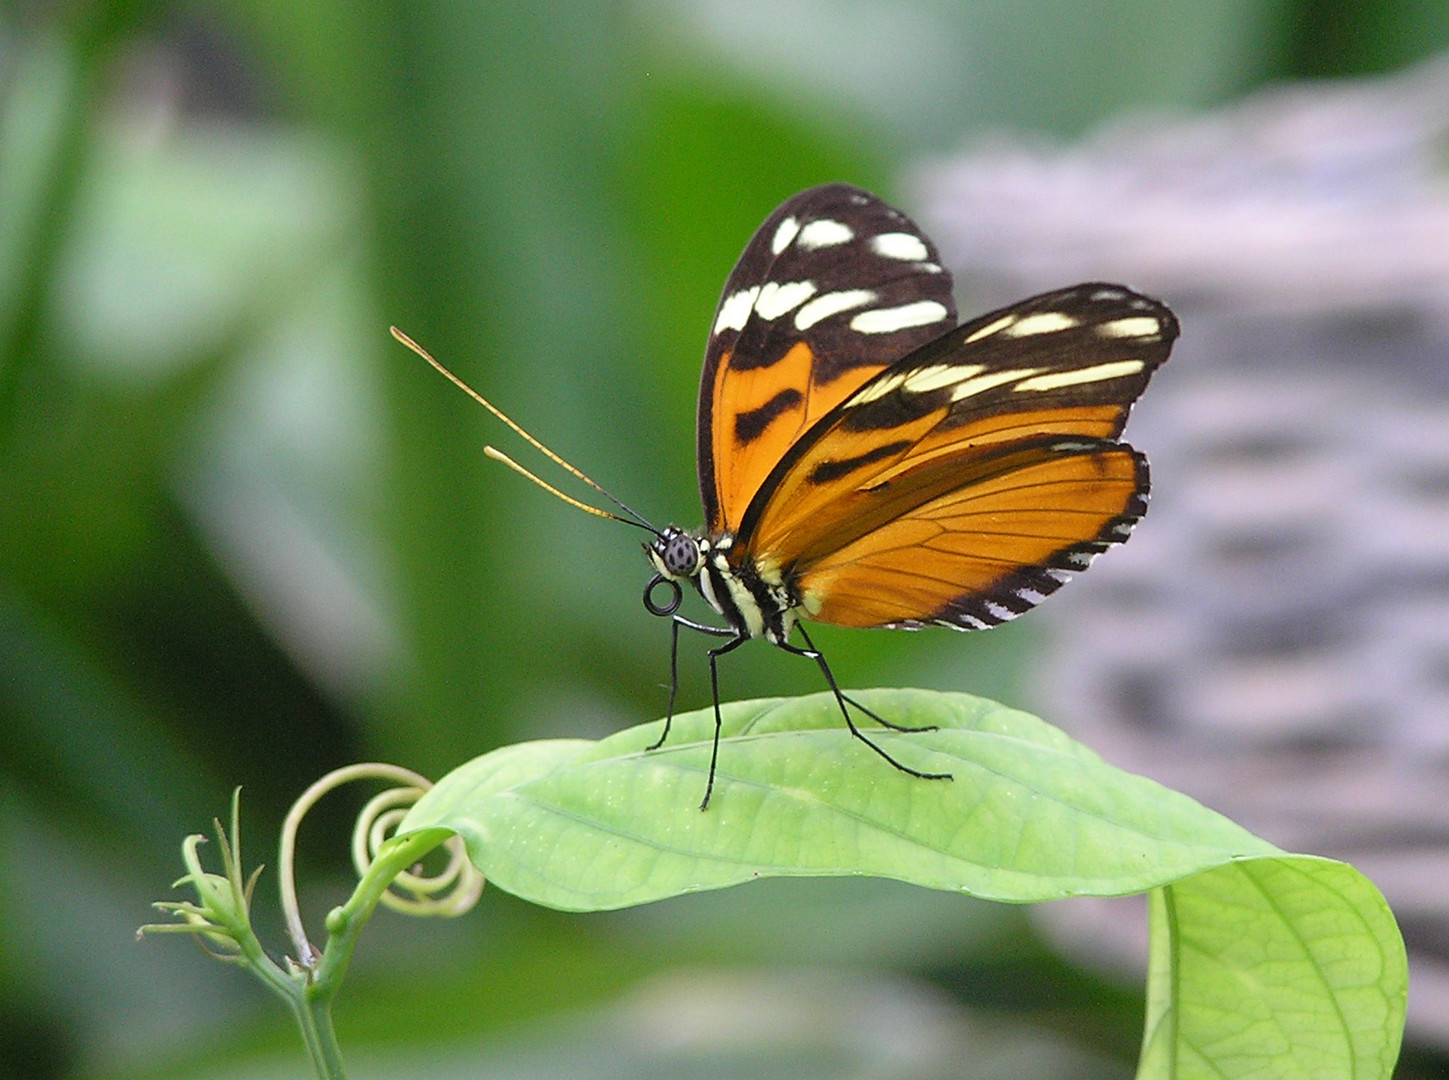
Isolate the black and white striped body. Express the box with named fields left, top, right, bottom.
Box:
left=647, top=529, right=797, bottom=646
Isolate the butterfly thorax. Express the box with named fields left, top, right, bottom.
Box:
left=647, top=527, right=798, bottom=644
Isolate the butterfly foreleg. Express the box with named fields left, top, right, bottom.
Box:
left=787, top=625, right=952, bottom=784
left=648, top=614, right=735, bottom=753
left=702, top=631, right=748, bottom=810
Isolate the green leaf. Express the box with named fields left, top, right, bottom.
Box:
left=399, top=689, right=1407, bottom=1080
left=400, top=689, right=1276, bottom=910
left=1138, top=857, right=1406, bottom=1080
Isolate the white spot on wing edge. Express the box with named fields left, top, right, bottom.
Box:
left=798, top=219, right=854, bottom=249
left=871, top=232, right=929, bottom=261
left=1096, top=316, right=1162, bottom=339
left=1002, top=311, right=1080, bottom=337
left=1014, top=359, right=1146, bottom=392
left=713, top=286, right=760, bottom=335
left=963, top=314, right=1016, bottom=343
left=771, top=216, right=801, bottom=254
left=754, top=280, right=817, bottom=320
left=850, top=299, right=949, bottom=334
left=795, top=288, right=876, bottom=331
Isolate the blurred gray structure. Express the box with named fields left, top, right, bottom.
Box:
left=913, top=55, right=1449, bottom=1044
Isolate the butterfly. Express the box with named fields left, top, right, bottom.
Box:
left=395, top=183, right=1178, bottom=810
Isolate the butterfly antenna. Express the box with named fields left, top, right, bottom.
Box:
left=482, top=446, right=650, bottom=530
left=391, top=327, right=659, bottom=534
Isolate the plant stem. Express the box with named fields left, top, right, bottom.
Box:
left=292, top=993, right=348, bottom=1080
left=312, top=828, right=454, bottom=995
left=216, top=905, right=345, bottom=1078
left=256, top=830, right=449, bottom=1080
left=250, top=828, right=450, bottom=1080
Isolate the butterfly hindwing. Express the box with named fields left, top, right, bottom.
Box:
left=790, top=440, right=1149, bottom=629
left=698, top=184, right=957, bottom=535
left=733, top=283, right=1179, bottom=630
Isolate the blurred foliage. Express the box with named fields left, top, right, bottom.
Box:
left=1, top=1, right=1446, bottom=1078
left=1271, top=0, right=1449, bottom=77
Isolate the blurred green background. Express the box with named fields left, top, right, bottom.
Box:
left=2, top=2, right=1447, bottom=1078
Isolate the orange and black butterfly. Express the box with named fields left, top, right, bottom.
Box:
left=396, top=183, right=1178, bottom=809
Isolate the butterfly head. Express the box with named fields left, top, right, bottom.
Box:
left=647, top=526, right=704, bottom=580
left=642, top=527, right=703, bottom=618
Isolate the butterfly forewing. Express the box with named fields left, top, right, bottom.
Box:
left=698, top=184, right=957, bottom=534
left=734, top=283, right=1178, bottom=630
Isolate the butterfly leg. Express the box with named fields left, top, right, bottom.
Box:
left=700, top=631, right=748, bottom=810
left=647, top=615, right=735, bottom=752
left=795, top=625, right=935, bottom=733
left=786, top=625, right=952, bottom=783
left=838, top=694, right=939, bottom=734
left=837, top=690, right=938, bottom=734
left=646, top=616, right=686, bottom=752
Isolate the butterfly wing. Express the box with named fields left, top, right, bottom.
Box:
left=733, top=284, right=1179, bottom=629
left=698, top=184, right=957, bottom=535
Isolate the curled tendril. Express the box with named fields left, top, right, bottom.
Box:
left=279, top=763, right=485, bottom=966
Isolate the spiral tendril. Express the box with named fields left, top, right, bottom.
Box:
left=279, top=763, right=485, bottom=965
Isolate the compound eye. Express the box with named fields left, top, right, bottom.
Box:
left=662, top=532, right=700, bottom=577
